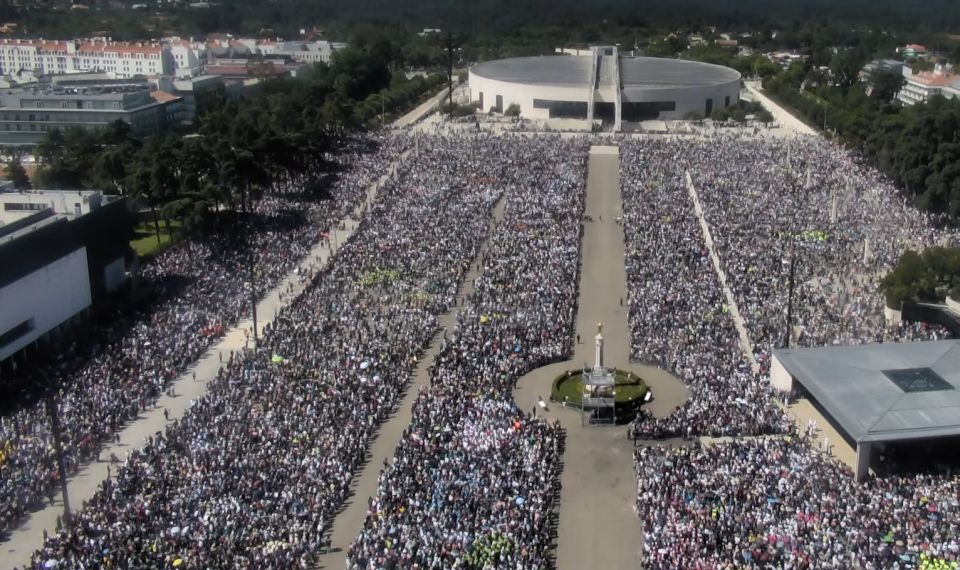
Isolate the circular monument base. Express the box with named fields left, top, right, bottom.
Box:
left=551, top=368, right=648, bottom=424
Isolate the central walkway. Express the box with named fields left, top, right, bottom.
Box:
left=513, top=146, right=687, bottom=570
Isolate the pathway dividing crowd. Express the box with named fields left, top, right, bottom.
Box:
left=689, top=136, right=955, bottom=368
left=621, top=139, right=788, bottom=440
left=345, top=135, right=587, bottom=569
left=623, top=135, right=959, bottom=569
left=0, top=135, right=409, bottom=533
left=20, top=134, right=585, bottom=570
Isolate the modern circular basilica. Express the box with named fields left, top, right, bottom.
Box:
left=469, top=46, right=741, bottom=127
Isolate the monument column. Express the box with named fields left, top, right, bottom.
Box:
left=594, top=322, right=604, bottom=369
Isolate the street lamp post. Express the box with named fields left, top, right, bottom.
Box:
left=784, top=255, right=797, bottom=349
left=244, top=185, right=258, bottom=344
left=44, top=387, right=71, bottom=528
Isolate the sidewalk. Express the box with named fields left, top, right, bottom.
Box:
left=392, top=80, right=460, bottom=128
left=1, top=153, right=405, bottom=570
left=745, top=82, right=819, bottom=137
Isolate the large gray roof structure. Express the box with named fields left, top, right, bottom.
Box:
left=774, top=340, right=960, bottom=444
left=470, top=55, right=740, bottom=90
left=470, top=56, right=593, bottom=87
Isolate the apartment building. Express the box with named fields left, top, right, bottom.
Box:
left=0, top=39, right=173, bottom=78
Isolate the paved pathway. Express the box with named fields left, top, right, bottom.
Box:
left=745, top=81, right=819, bottom=137
left=392, top=79, right=461, bottom=129
left=685, top=171, right=760, bottom=374
left=513, top=145, right=688, bottom=570
left=1, top=154, right=407, bottom=570
left=314, top=196, right=507, bottom=570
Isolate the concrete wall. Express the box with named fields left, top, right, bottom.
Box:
left=469, top=68, right=740, bottom=123
left=469, top=71, right=589, bottom=119
left=884, top=305, right=902, bottom=327
left=855, top=441, right=872, bottom=481
left=0, top=247, right=91, bottom=361
left=622, top=80, right=740, bottom=119
left=769, top=354, right=794, bottom=392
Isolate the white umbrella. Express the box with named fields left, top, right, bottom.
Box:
left=43, top=561, right=59, bottom=569
left=359, top=361, right=371, bottom=370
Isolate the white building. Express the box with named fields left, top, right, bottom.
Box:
left=258, top=40, right=345, bottom=64
left=898, top=64, right=959, bottom=106
left=0, top=189, right=105, bottom=224
left=469, top=46, right=740, bottom=130
left=0, top=190, right=130, bottom=367
left=165, top=37, right=206, bottom=76
left=0, top=39, right=173, bottom=78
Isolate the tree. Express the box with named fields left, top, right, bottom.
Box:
left=6, top=156, right=30, bottom=189
left=33, top=127, right=101, bottom=189
left=881, top=247, right=960, bottom=307
left=870, top=70, right=905, bottom=103
left=830, top=49, right=864, bottom=91
left=90, top=143, right=137, bottom=195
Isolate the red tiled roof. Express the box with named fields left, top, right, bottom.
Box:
left=205, top=63, right=289, bottom=76
left=77, top=41, right=163, bottom=55
left=909, top=71, right=957, bottom=87
left=150, top=90, right=180, bottom=102
left=0, top=39, right=164, bottom=55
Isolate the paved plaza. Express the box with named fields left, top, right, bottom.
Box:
left=513, top=146, right=688, bottom=570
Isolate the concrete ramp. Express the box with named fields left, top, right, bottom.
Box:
left=589, top=145, right=620, bottom=156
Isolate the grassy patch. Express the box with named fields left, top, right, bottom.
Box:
left=131, top=219, right=182, bottom=260
left=551, top=369, right=647, bottom=406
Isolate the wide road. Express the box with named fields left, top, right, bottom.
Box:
left=514, top=146, right=688, bottom=570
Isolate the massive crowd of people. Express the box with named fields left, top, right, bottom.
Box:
left=0, top=135, right=409, bottom=532
left=346, top=135, right=586, bottom=569
left=621, top=138, right=789, bottom=439
left=636, top=437, right=960, bottom=569
left=624, top=134, right=959, bottom=569
left=22, top=134, right=579, bottom=569
left=687, top=136, right=956, bottom=368
left=7, top=125, right=959, bottom=570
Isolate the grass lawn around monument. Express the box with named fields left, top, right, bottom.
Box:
left=551, top=369, right=647, bottom=407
